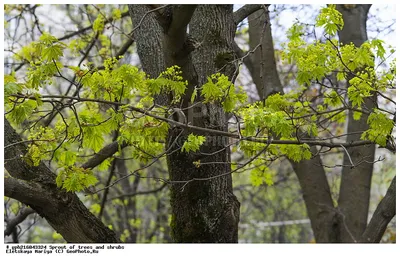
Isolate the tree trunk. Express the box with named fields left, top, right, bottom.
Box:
left=248, top=8, right=283, bottom=99
left=336, top=4, right=376, bottom=242
left=129, top=4, right=240, bottom=243
left=245, top=6, right=338, bottom=242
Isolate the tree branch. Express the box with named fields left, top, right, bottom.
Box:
left=58, top=11, right=130, bottom=41
left=233, top=4, right=264, bottom=25
left=5, top=176, right=59, bottom=215
left=233, top=5, right=269, bottom=24
left=4, top=207, right=36, bottom=237
left=4, top=119, right=120, bottom=242
left=360, top=176, right=396, bottom=243
left=81, top=141, right=128, bottom=169
left=108, top=183, right=168, bottom=201
left=11, top=94, right=390, bottom=151
left=168, top=5, right=197, bottom=37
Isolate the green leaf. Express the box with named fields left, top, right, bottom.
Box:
left=280, top=143, right=312, bottom=162
left=82, top=127, right=104, bottom=152
left=59, top=150, right=77, bottom=166
left=249, top=159, right=275, bottom=187
left=7, top=99, right=37, bottom=124
left=287, top=23, right=304, bottom=42
left=57, top=167, right=97, bottom=192
left=371, top=39, right=386, bottom=59
left=90, top=203, right=101, bottom=214
left=56, top=171, right=66, bottom=188
left=42, top=44, right=64, bottom=61
left=93, top=15, right=105, bottom=32
left=315, top=5, right=343, bottom=36
left=112, top=9, right=122, bottom=20
left=336, top=72, right=345, bottom=81
left=4, top=82, right=22, bottom=97
left=39, top=32, right=59, bottom=45
left=353, top=111, right=362, bottom=121
left=191, top=87, right=198, bottom=103
left=181, top=134, right=206, bottom=153
left=82, top=174, right=98, bottom=187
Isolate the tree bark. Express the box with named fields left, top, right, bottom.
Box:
left=336, top=4, right=376, bottom=242
left=245, top=6, right=338, bottom=242
left=5, top=119, right=120, bottom=243
left=248, top=7, right=283, bottom=99
left=129, top=4, right=240, bottom=243
left=360, top=177, right=396, bottom=243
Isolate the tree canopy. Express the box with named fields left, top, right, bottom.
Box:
left=3, top=4, right=396, bottom=244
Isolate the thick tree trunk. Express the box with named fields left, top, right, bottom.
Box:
left=336, top=4, right=376, bottom=242
left=4, top=119, right=120, bottom=243
left=129, top=5, right=240, bottom=242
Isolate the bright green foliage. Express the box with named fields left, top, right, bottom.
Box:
left=24, top=127, right=57, bottom=166
left=287, top=23, right=305, bottom=43
left=280, top=142, right=312, bottom=162
left=56, top=166, right=98, bottom=192
left=52, top=232, right=63, bottom=241
left=352, top=111, right=362, bottom=121
left=120, top=229, right=131, bottom=242
left=361, top=110, right=394, bottom=146
left=348, top=72, right=374, bottom=108
left=68, top=39, right=88, bottom=56
left=324, top=90, right=342, bottom=108
left=4, top=82, right=23, bottom=101
left=4, top=3, right=396, bottom=196
left=93, top=15, right=105, bottom=32
left=181, top=134, right=206, bottom=153
left=249, top=159, right=275, bottom=187
left=112, top=9, right=122, bottom=20
left=315, top=5, right=344, bottom=36
left=129, top=218, right=142, bottom=229
left=118, top=115, right=168, bottom=162
left=39, top=33, right=66, bottom=61
left=90, top=203, right=101, bottom=214
left=201, top=73, right=247, bottom=112
left=148, top=65, right=188, bottom=103
left=8, top=99, right=37, bottom=125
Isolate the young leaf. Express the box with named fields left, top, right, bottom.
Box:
left=181, top=134, right=206, bottom=153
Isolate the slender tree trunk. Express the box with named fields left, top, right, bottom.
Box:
left=336, top=4, right=375, bottom=242
left=245, top=7, right=338, bottom=242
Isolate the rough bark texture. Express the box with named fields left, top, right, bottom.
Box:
left=336, top=4, right=376, bottom=242
left=128, top=5, right=167, bottom=105
left=129, top=4, right=240, bottom=243
left=4, top=119, right=120, bottom=243
left=169, top=5, right=240, bottom=243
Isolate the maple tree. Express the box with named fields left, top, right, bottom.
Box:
left=4, top=4, right=395, bottom=243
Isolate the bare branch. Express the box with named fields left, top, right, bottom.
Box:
left=233, top=4, right=264, bottom=25
left=4, top=207, right=36, bottom=237
left=108, top=183, right=168, bottom=201
left=58, top=11, right=130, bottom=41
left=81, top=141, right=128, bottom=170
